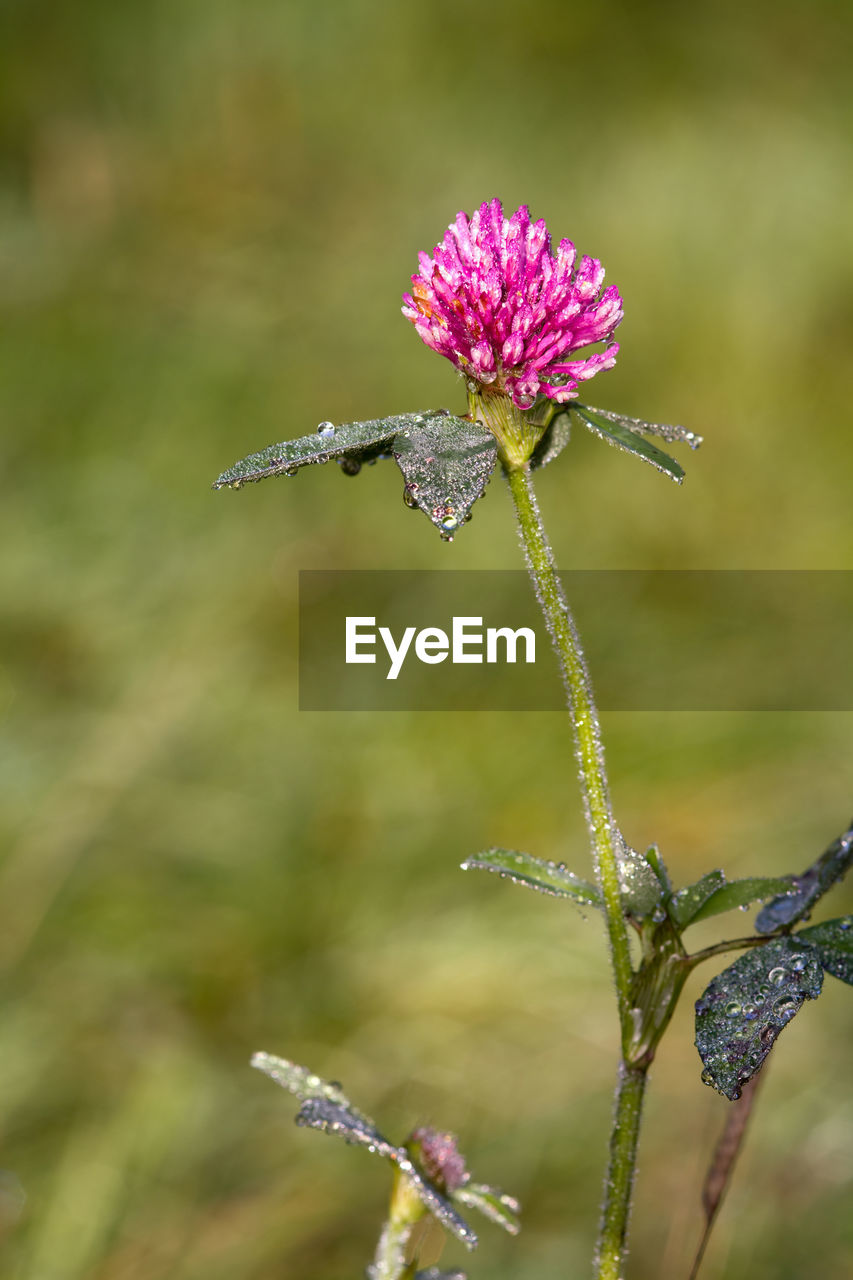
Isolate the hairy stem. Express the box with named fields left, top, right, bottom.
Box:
left=504, top=460, right=641, bottom=1277
left=597, top=1065, right=647, bottom=1280
left=504, top=462, right=633, bottom=1024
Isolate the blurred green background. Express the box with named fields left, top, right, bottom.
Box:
left=2, top=1, right=853, bottom=1277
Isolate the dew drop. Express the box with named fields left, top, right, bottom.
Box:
left=652, top=906, right=666, bottom=923
left=725, top=1000, right=741, bottom=1017
left=768, top=966, right=787, bottom=986
left=338, top=457, right=361, bottom=476
left=774, top=995, right=798, bottom=1018
left=403, top=487, right=419, bottom=509
left=701, top=1068, right=715, bottom=1087
left=742, top=1003, right=758, bottom=1020
left=841, top=919, right=852, bottom=931
left=440, top=513, right=460, bottom=534
left=317, top=421, right=336, bottom=438
left=790, top=955, right=808, bottom=973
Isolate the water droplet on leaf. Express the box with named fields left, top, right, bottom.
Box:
left=317, top=421, right=336, bottom=438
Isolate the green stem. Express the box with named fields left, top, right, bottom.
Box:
left=369, top=1214, right=414, bottom=1280
left=597, top=1065, right=647, bottom=1280
left=686, top=934, right=770, bottom=969
left=504, top=460, right=644, bottom=1279
left=504, top=462, right=634, bottom=1026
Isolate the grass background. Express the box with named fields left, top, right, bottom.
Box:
left=1, top=1, right=853, bottom=1276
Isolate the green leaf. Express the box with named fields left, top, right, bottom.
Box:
left=251, top=1052, right=376, bottom=1128
left=460, top=848, right=601, bottom=907
left=670, top=871, right=727, bottom=927
left=694, top=937, right=823, bottom=1100
left=578, top=403, right=703, bottom=450
left=688, top=876, right=797, bottom=925
left=573, top=405, right=685, bottom=483
left=452, top=1182, right=521, bottom=1236
left=797, top=916, right=853, bottom=985
left=213, top=414, right=411, bottom=487
left=392, top=414, right=497, bottom=538
left=755, top=819, right=853, bottom=934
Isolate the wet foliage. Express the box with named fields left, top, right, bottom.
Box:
left=694, top=937, right=824, bottom=1100
left=214, top=410, right=496, bottom=539
left=755, top=820, right=853, bottom=933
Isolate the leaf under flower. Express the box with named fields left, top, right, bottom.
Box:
left=214, top=410, right=497, bottom=538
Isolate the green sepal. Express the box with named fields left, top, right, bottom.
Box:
left=529, top=403, right=572, bottom=470
left=796, top=916, right=853, bottom=985
left=694, top=937, right=823, bottom=1100
left=460, top=848, right=601, bottom=908
left=392, top=413, right=497, bottom=537
left=618, top=838, right=664, bottom=918
left=756, top=820, right=853, bottom=934
left=573, top=405, right=685, bottom=483
left=452, top=1182, right=521, bottom=1235
left=643, top=844, right=672, bottom=894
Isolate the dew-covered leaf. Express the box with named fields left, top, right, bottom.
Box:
left=797, top=916, right=853, bottom=985
left=578, top=404, right=703, bottom=450
left=295, top=1097, right=397, bottom=1158
left=392, top=414, right=497, bottom=537
left=687, top=876, right=797, bottom=926
left=391, top=1152, right=478, bottom=1251
left=252, top=1053, right=482, bottom=1251
left=618, top=838, right=664, bottom=918
left=452, top=1183, right=521, bottom=1235
left=694, top=937, right=823, bottom=1099
left=755, top=820, right=853, bottom=934
left=251, top=1052, right=376, bottom=1128
left=669, top=871, right=727, bottom=927
left=460, top=848, right=601, bottom=907
left=573, top=405, right=685, bottom=483
left=213, top=415, right=414, bottom=488
left=296, top=1100, right=478, bottom=1249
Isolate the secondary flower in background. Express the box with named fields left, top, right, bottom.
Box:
left=402, top=198, right=623, bottom=408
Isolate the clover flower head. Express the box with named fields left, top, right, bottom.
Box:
left=403, top=198, right=623, bottom=409
left=409, top=1126, right=468, bottom=1193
